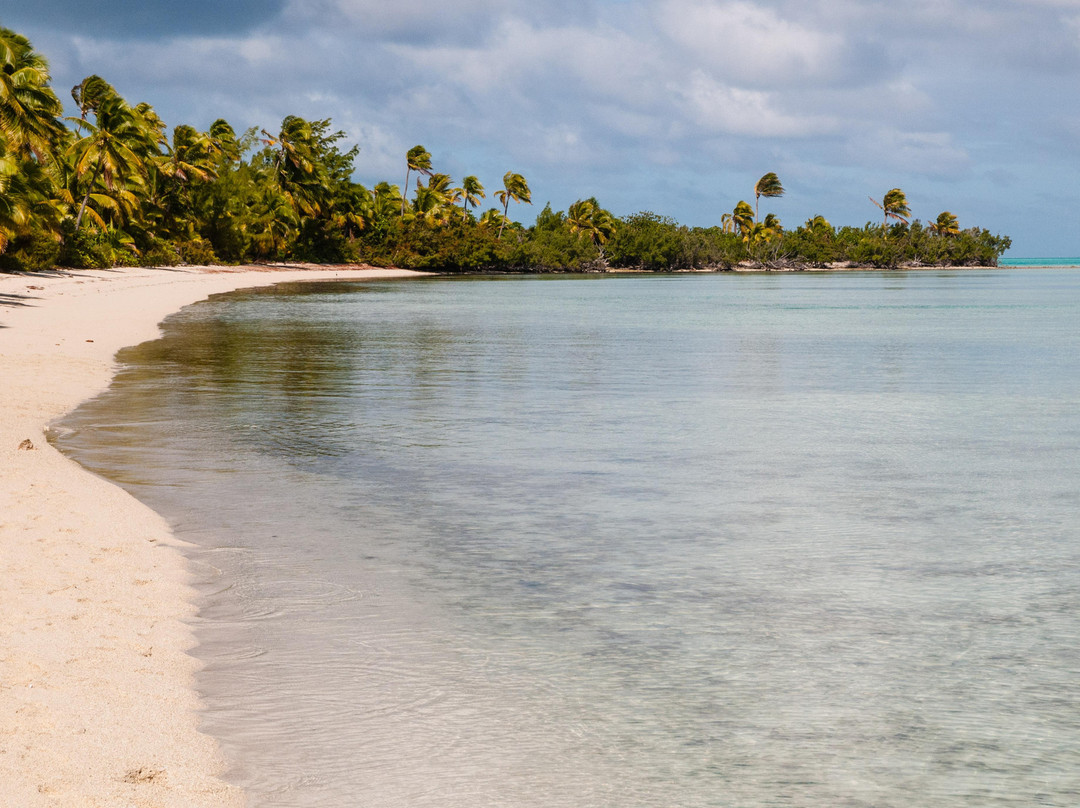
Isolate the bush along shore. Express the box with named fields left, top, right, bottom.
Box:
left=1, top=27, right=1010, bottom=275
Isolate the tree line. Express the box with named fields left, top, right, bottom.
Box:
left=0, top=27, right=1010, bottom=274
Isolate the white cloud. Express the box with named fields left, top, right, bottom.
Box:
left=674, top=70, right=839, bottom=137
left=655, top=0, right=850, bottom=87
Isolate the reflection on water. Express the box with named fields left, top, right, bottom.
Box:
left=56, top=271, right=1080, bottom=806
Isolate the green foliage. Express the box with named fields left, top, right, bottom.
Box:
left=0, top=227, right=60, bottom=272
left=511, top=204, right=600, bottom=271
left=607, top=211, right=683, bottom=270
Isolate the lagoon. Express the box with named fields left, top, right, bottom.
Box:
left=57, top=269, right=1080, bottom=807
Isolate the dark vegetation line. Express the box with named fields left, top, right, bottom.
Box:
left=0, top=27, right=1011, bottom=274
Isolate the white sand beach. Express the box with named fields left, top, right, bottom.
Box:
left=0, top=265, right=423, bottom=807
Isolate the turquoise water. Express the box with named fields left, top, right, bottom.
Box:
left=999, top=257, right=1080, bottom=267
left=56, top=270, right=1080, bottom=807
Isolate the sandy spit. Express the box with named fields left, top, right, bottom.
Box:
left=0, top=265, right=425, bottom=807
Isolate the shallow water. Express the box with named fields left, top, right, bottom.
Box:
left=56, top=270, right=1080, bottom=806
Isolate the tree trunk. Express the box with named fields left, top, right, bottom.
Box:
left=74, top=157, right=105, bottom=231
left=498, top=198, right=509, bottom=240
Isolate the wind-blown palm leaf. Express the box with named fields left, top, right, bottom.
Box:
left=732, top=200, right=755, bottom=237
left=567, top=197, right=617, bottom=250
left=931, top=211, right=959, bottom=236
left=0, top=28, right=65, bottom=163
left=754, top=172, right=784, bottom=221
left=401, top=144, right=432, bottom=216
left=459, top=175, right=485, bottom=221
left=870, top=188, right=910, bottom=226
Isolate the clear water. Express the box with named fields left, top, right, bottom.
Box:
left=55, top=270, right=1080, bottom=807
left=998, top=257, right=1080, bottom=267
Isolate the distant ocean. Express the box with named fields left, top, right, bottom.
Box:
left=998, top=256, right=1080, bottom=267
left=57, top=269, right=1080, bottom=807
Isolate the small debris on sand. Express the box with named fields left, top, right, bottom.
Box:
left=121, top=767, right=165, bottom=784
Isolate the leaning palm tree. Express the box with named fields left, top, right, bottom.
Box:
left=67, top=87, right=152, bottom=231
left=870, top=188, right=911, bottom=227
left=458, top=175, right=485, bottom=221
left=494, top=171, right=531, bottom=239
left=753, top=172, right=784, bottom=222
left=930, top=211, right=959, bottom=236
left=401, top=144, right=432, bottom=217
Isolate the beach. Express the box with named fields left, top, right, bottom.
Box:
left=0, top=265, right=422, bottom=807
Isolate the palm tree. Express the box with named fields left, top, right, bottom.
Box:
left=930, top=211, right=959, bottom=236
left=67, top=83, right=153, bottom=231
left=732, top=200, right=754, bottom=238
left=159, top=124, right=218, bottom=185
left=0, top=29, right=66, bottom=252
left=0, top=141, right=32, bottom=251
left=458, top=175, right=485, bottom=221
left=495, top=171, right=531, bottom=239
left=261, top=116, right=328, bottom=217
left=478, top=207, right=508, bottom=232
left=0, top=28, right=65, bottom=164
left=208, top=118, right=241, bottom=165
left=746, top=220, right=779, bottom=248
left=567, top=198, right=617, bottom=252
left=247, top=183, right=297, bottom=258
left=371, top=181, right=402, bottom=221
left=401, top=144, right=432, bottom=217
left=870, top=188, right=910, bottom=227
left=804, top=214, right=832, bottom=233
left=149, top=124, right=220, bottom=238
left=754, top=172, right=784, bottom=222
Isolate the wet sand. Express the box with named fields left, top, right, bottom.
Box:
left=0, top=265, right=424, bottom=807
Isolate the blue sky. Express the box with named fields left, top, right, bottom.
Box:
left=5, top=0, right=1080, bottom=255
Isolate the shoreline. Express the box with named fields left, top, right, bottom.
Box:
left=0, top=265, right=424, bottom=807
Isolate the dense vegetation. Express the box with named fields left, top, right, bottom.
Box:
left=0, top=27, right=1010, bottom=274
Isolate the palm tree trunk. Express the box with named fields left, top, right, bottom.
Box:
left=401, top=168, right=411, bottom=217
left=497, top=198, right=509, bottom=240
left=74, top=157, right=105, bottom=231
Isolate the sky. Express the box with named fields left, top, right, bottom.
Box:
left=5, top=0, right=1080, bottom=255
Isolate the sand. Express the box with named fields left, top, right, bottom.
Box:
left=0, top=265, right=425, bottom=807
